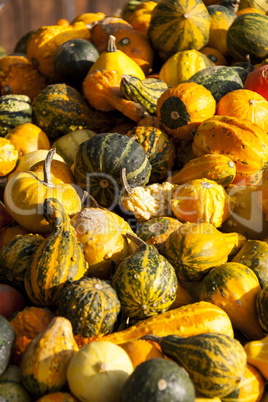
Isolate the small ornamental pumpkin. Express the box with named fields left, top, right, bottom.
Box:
left=126, top=125, right=175, bottom=182
left=67, top=341, right=133, bottom=402
left=0, top=221, right=31, bottom=250
left=5, top=123, right=50, bottom=158
left=0, top=94, right=32, bottom=137
left=32, top=83, right=113, bottom=141
left=119, top=339, right=164, bottom=369
left=0, top=55, right=31, bottom=74
left=20, top=317, right=79, bottom=398
left=82, top=69, right=145, bottom=122
left=148, top=0, right=211, bottom=58
left=4, top=149, right=82, bottom=233
left=199, top=261, right=265, bottom=340
left=24, top=198, right=87, bottom=306
left=244, top=64, right=268, bottom=101
left=70, top=12, right=105, bottom=25
left=159, top=49, right=215, bottom=87
left=73, top=132, right=152, bottom=208
left=56, top=277, right=121, bottom=338
left=126, top=1, right=157, bottom=37
left=199, top=46, right=227, bottom=66
left=192, top=115, right=268, bottom=185
left=87, top=34, right=146, bottom=80
left=71, top=207, right=137, bottom=279
left=167, top=153, right=236, bottom=188
left=26, top=22, right=91, bottom=79
left=112, top=233, right=178, bottom=320
left=30, top=159, right=76, bottom=185
left=244, top=335, right=268, bottom=380
left=216, top=89, right=268, bottom=133
left=156, top=82, right=216, bottom=141
left=0, top=62, right=47, bottom=100
left=36, top=392, right=78, bottom=402
left=0, top=137, right=18, bottom=176
left=207, top=5, right=237, bottom=56
left=169, top=178, right=234, bottom=227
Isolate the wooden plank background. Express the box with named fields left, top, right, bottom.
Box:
left=0, top=0, right=127, bottom=54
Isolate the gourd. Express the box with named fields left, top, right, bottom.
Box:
left=207, top=5, right=237, bottom=56
left=0, top=365, right=31, bottom=402
left=198, top=262, right=265, bottom=340
left=159, top=49, right=214, bottom=87
left=256, top=286, right=268, bottom=332
left=167, top=153, right=236, bottom=188
left=26, top=22, right=91, bottom=79
left=20, top=316, right=79, bottom=398
left=243, top=65, right=268, bottom=101
left=32, top=83, right=113, bottom=141
left=142, top=332, right=247, bottom=398
left=4, top=149, right=82, bottom=233
left=56, top=277, right=121, bottom=338
left=70, top=207, right=137, bottom=280
left=226, top=13, right=268, bottom=63
left=216, top=89, right=268, bottom=133
left=120, top=74, right=170, bottom=115
left=221, top=363, right=265, bottom=402
left=232, top=240, right=268, bottom=288
left=126, top=125, right=175, bottom=182
left=244, top=335, right=268, bottom=380
left=88, top=34, right=146, bottom=80
left=75, top=301, right=234, bottom=348
left=0, top=94, right=32, bottom=137
left=66, top=341, right=133, bottom=402
left=120, top=358, right=196, bottom=402
left=30, top=159, right=76, bottom=185
left=0, top=315, right=15, bottom=376
left=24, top=197, right=87, bottom=306
left=0, top=233, right=44, bottom=291
left=187, top=65, right=247, bottom=103
left=54, top=38, right=99, bottom=88
left=73, top=132, right=152, bottom=208
left=0, top=137, right=18, bottom=176
left=192, top=115, right=268, bottom=185
left=164, top=222, right=240, bottom=281
left=35, top=392, right=78, bottom=402
left=82, top=69, right=146, bottom=122
left=70, top=11, right=105, bottom=24
left=125, top=1, right=158, bottom=37
left=0, top=284, right=26, bottom=319
left=221, top=184, right=268, bottom=240
left=112, top=233, right=178, bottom=320
left=169, top=178, right=234, bottom=227
left=52, top=129, right=96, bottom=167
left=148, top=0, right=211, bottom=58
left=200, top=46, right=227, bottom=66
left=119, top=339, right=164, bottom=369
left=156, top=82, right=216, bottom=141
left=10, top=306, right=54, bottom=366
left=5, top=123, right=50, bottom=159
left=0, top=62, right=47, bottom=100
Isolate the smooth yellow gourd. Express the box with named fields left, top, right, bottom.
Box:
left=244, top=335, right=268, bottom=380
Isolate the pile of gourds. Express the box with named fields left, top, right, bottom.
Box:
left=0, top=0, right=268, bottom=400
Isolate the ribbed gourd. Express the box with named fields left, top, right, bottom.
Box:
left=24, top=198, right=87, bottom=306
left=112, top=233, right=178, bottom=321
left=56, top=277, right=121, bottom=338
left=73, top=132, right=152, bottom=207
left=0, top=94, right=32, bottom=137
left=142, top=332, right=247, bottom=398
left=256, top=286, right=268, bottom=332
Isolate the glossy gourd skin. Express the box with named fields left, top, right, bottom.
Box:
left=192, top=115, right=268, bottom=186
left=20, top=316, right=79, bottom=398
left=56, top=277, right=121, bottom=338
left=112, top=241, right=178, bottom=320
left=148, top=0, right=211, bottom=57
left=256, top=286, right=268, bottom=332
left=120, top=358, right=196, bottom=402
left=73, top=132, right=152, bottom=207
left=0, top=94, right=32, bottom=137
left=244, top=335, right=268, bottom=380
left=24, top=198, right=87, bottom=306
left=143, top=333, right=247, bottom=398
left=198, top=262, right=265, bottom=340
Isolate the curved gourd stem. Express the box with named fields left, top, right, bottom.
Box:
left=125, top=231, right=147, bottom=247
left=141, top=334, right=163, bottom=344
left=43, top=148, right=56, bottom=187
left=120, top=168, right=134, bottom=196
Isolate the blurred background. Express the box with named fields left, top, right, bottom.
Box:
left=0, top=0, right=126, bottom=54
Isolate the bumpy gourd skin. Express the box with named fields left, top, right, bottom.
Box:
left=24, top=197, right=87, bottom=307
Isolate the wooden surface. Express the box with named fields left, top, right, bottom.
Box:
left=0, top=0, right=127, bottom=54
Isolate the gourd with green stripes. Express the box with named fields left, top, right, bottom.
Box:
left=0, top=94, right=32, bottom=137
left=142, top=332, right=247, bottom=398
left=120, top=74, right=170, bottom=115
left=24, top=198, right=87, bottom=306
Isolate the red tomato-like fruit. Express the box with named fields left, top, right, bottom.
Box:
left=244, top=65, right=268, bottom=101
left=0, top=284, right=26, bottom=319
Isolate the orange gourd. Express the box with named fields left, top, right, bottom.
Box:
left=119, top=339, right=164, bottom=369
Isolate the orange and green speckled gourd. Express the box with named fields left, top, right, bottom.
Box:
left=24, top=197, right=87, bottom=307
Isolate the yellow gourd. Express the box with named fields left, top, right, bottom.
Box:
left=88, top=34, right=145, bottom=80
left=244, top=335, right=268, bottom=380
